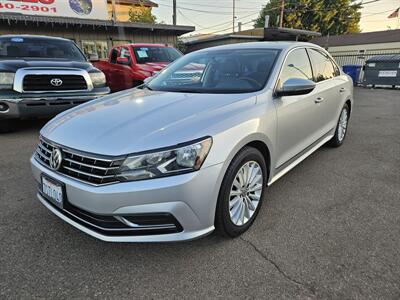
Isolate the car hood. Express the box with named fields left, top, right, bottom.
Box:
left=41, top=88, right=256, bottom=156
left=137, top=62, right=170, bottom=73
left=0, top=59, right=94, bottom=72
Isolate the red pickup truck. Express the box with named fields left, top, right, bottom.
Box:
left=93, top=44, right=182, bottom=92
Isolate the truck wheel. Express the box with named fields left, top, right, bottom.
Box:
left=0, top=119, right=17, bottom=133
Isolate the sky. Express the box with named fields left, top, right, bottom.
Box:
left=150, top=0, right=400, bottom=36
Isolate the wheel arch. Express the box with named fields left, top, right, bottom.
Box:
left=345, top=99, right=352, bottom=116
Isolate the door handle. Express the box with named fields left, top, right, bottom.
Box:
left=315, top=97, right=324, bottom=103
left=339, top=88, right=346, bottom=93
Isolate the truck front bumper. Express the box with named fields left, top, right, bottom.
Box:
left=0, top=89, right=109, bottom=120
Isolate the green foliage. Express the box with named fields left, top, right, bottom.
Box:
left=176, top=38, right=187, bottom=53
left=129, top=1, right=157, bottom=24
left=255, top=0, right=362, bottom=35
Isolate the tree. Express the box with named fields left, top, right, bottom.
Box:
left=254, top=0, right=362, bottom=35
left=129, top=1, right=157, bottom=24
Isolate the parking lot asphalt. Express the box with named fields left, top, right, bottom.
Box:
left=0, top=87, right=399, bottom=299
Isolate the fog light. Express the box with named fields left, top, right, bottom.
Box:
left=0, top=102, right=9, bottom=112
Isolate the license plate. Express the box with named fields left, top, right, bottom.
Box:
left=378, top=70, right=397, bottom=77
left=41, top=175, right=64, bottom=208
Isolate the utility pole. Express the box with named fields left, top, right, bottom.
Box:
left=279, top=0, right=284, bottom=27
left=233, top=0, right=236, bottom=32
left=111, top=0, right=116, bottom=23
left=173, top=0, right=177, bottom=25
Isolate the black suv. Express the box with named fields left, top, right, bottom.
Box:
left=0, top=35, right=110, bottom=132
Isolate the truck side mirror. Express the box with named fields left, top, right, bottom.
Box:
left=117, top=57, right=130, bottom=66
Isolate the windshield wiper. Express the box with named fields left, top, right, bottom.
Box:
left=139, top=83, right=153, bottom=91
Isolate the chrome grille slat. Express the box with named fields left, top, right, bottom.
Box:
left=35, top=150, right=50, bottom=162
left=63, top=166, right=116, bottom=180
left=38, top=143, right=52, bottom=155
left=62, top=149, right=116, bottom=163
left=35, top=138, right=125, bottom=186
left=63, top=158, right=120, bottom=171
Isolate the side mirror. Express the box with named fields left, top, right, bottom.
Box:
left=117, top=57, right=130, bottom=65
left=276, top=78, right=316, bottom=97
left=89, top=53, right=99, bottom=62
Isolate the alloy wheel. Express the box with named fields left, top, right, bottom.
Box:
left=229, top=161, right=263, bottom=226
left=337, top=108, right=348, bottom=142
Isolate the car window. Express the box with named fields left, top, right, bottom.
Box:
left=110, top=48, right=118, bottom=64
left=147, top=49, right=279, bottom=94
left=118, top=47, right=132, bottom=64
left=278, top=48, right=313, bottom=88
left=330, top=58, right=341, bottom=76
left=133, top=47, right=182, bottom=64
left=308, top=49, right=336, bottom=82
left=0, top=37, right=86, bottom=61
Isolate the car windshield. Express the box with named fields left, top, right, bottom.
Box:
left=133, top=47, right=182, bottom=64
left=146, top=49, right=280, bottom=94
left=0, top=37, right=86, bottom=61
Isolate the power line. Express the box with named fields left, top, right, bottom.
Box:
left=156, top=0, right=263, bottom=11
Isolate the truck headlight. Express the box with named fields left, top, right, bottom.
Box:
left=117, top=137, right=212, bottom=182
left=0, top=73, right=15, bottom=90
left=89, top=71, right=106, bottom=87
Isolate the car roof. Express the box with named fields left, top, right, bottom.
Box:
left=0, top=34, right=71, bottom=42
left=195, top=41, right=323, bottom=52
left=120, top=43, right=171, bottom=48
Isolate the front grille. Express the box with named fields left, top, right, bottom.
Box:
left=40, top=195, right=183, bottom=236
left=23, top=75, right=87, bottom=91
left=35, top=138, right=125, bottom=185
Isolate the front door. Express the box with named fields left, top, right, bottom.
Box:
left=274, top=48, right=323, bottom=168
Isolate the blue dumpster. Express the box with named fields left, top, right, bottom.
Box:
left=342, top=65, right=362, bottom=86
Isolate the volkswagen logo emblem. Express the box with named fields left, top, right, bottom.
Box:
left=49, top=148, right=63, bottom=171
left=50, top=78, right=63, bottom=87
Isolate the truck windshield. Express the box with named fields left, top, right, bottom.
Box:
left=133, top=47, right=182, bottom=64
left=0, top=37, right=86, bottom=61
left=146, top=49, right=280, bottom=94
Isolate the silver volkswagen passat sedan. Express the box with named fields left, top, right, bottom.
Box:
left=31, top=42, right=353, bottom=242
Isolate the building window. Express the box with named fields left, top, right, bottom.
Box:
left=81, top=41, right=109, bottom=59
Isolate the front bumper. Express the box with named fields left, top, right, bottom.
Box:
left=0, top=88, right=109, bottom=120
left=31, top=156, right=224, bottom=242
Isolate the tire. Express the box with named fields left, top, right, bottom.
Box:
left=215, top=147, right=268, bottom=238
left=0, top=119, right=18, bottom=133
left=328, top=103, right=350, bottom=147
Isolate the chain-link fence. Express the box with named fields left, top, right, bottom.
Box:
left=331, top=50, right=400, bottom=84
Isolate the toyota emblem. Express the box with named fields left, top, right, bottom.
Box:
left=49, top=148, right=63, bottom=171
left=50, top=78, right=63, bottom=87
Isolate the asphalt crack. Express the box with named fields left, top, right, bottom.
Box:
left=239, top=236, right=316, bottom=297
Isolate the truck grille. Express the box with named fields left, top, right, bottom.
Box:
left=23, top=75, right=88, bottom=91
left=35, top=138, right=125, bottom=185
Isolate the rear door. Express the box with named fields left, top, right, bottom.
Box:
left=307, top=48, right=345, bottom=134
left=274, top=48, right=323, bottom=168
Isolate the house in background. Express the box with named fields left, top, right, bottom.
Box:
left=107, top=0, right=158, bottom=22
left=311, top=29, right=400, bottom=66
left=183, top=27, right=320, bottom=53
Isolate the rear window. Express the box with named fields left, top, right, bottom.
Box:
left=0, top=37, right=86, bottom=61
left=133, top=47, right=182, bottom=64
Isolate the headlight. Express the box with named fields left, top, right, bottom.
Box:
left=89, top=71, right=106, bottom=87
left=0, top=72, right=15, bottom=90
left=117, top=137, right=212, bottom=182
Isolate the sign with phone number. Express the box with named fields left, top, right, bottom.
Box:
left=0, top=0, right=108, bottom=20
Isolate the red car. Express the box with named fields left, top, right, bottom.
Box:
left=93, top=44, right=182, bottom=92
